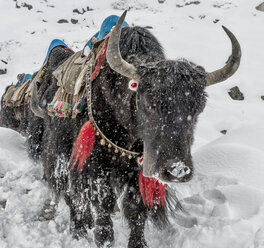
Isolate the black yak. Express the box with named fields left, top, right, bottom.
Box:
left=0, top=73, right=32, bottom=133
left=0, top=46, right=73, bottom=160
left=26, top=45, right=74, bottom=160
left=30, top=11, right=241, bottom=248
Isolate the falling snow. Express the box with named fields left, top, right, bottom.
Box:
left=1, top=0, right=264, bottom=248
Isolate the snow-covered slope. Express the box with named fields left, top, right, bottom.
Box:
left=1, top=0, right=264, bottom=247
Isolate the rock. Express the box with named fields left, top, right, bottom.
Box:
left=22, top=3, right=33, bottom=10
left=158, top=0, right=166, bottom=3
left=0, top=200, right=6, bottom=209
left=16, top=2, right=33, bottom=10
left=220, top=130, right=227, bottom=135
left=176, top=1, right=200, bottom=8
left=1, top=60, right=7, bottom=64
left=261, top=96, right=264, bottom=101
left=57, top=19, right=69, bottom=24
left=228, top=86, right=244, bottom=100
left=256, top=2, right=264, bottom=12
left=73, top=6, right=93, bottom=15
left=186, top=1, right=200, bottom=6
left=71, top=18, right=78, bottom=24
left=73, top=8, right=81, bottom=14
left=144, top=26, right=153, bottom=29
left=0, top=69, right=7, bottom=75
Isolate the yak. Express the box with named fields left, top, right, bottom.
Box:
left=26, top=45, right=74, bottom=160
left=0, top=46, right=73, bottom=160
left=0, top=86, right=21, bottom=131
left=0, top=73, right=32, bottom=133
left=30, top=11, right=241, bottom=248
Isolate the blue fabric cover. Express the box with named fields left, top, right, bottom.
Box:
left=85, top=15, right=129, bottom=49
left=43, top=39, right=68, bottom=63
left=15, top=74, right=32, bottom=87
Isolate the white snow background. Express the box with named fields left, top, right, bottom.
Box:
left=0, top=0, right=264, bottom=247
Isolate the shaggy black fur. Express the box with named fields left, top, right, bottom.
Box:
left=0, top=46, right=73, bottom=161
left=37, top=26, right=207, bottom=248
left=0, top=72, right=38, bottom=135
left=0, top=85, right=21, bottom=131
left=26, top=46, right=74, bottom=160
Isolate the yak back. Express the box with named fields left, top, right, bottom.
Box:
left=38, top=46, right=74, bottom=105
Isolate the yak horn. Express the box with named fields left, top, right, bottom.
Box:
left=106, top=10, right=141, bottom=82
left=30, top=82, right=45, bottom=119
left=206, top=26, right=241, bottom=86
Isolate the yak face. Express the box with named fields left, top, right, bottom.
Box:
left=135, top=60, right=207, bottom=182
left=106, top=11, right=241, bottom=183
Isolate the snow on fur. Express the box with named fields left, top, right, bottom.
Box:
left=1, top=0, right=264, bottom=247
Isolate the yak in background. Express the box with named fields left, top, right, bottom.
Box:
left=2, top=11, right=241, bottom=248
left=0, top=46, right=74, bottom=160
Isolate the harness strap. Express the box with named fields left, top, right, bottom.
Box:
left=85, top=36, right=141, bottom=159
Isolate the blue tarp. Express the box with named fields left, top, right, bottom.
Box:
left=43, top=39, right=68, bottom=63
left=85, top=15, right=129, bottom=49
left=15, top=74, right=32, bottom=87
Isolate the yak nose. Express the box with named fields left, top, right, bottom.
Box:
left=159, top=159, right=193, bottom=183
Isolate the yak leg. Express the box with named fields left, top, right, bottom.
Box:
left=123, top=172, right=148, bottom=248
left=91, top=176, right=116, bottom=248
left=65, top=179, right=94, bottom=239
left=69, top=198, right=94, bottom=239
left=26, top=115, right=43, bottom=160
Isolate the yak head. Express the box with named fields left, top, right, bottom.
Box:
left=106, top=11, right=241, bottom=183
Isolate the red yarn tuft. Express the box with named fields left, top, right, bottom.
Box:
left=91, top=36, right=110, bottom=82
left=139, top=170, right=166, bottom=209
left=70, top=121, right=96, bottom=172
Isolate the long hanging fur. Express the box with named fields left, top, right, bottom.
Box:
left=70, top=121, right=96, bottom=172
left=139, top=170, right=166, bottom=209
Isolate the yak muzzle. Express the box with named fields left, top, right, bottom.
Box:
left=158, top=159, right=193, bottom=183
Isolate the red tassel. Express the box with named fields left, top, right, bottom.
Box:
left=70, top=121, right=96, bottom=172
left=91, top=36, right=110, bottom=82
left=139, top=170, right=166, bottom=209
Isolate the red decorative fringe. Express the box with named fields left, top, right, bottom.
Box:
left=91, top=36, right=110, bottom=82
left=139, top=170, right=166, bottom=209
left=70, top=121, right=96, bottom=172
left=69, top=36, right=109, bottom=172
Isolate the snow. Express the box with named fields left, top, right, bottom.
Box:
left=1, top=0, right=264, bottom=247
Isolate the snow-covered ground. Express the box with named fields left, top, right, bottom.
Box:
left=1, top=0, right=264, bottom=247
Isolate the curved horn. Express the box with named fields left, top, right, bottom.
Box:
left=30, top=82, right=45, bottom=118
left=206, top=26, right=241, bottom=86
left=106, top=11, right=141, bottom=81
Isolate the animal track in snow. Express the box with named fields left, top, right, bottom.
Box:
left=203, top=189, right=226, bottom=204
